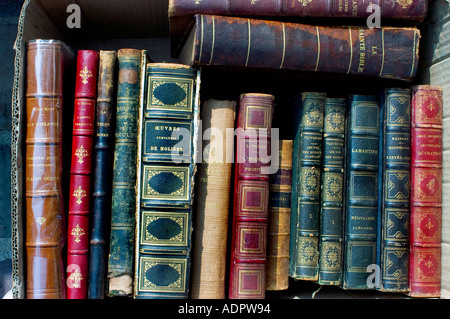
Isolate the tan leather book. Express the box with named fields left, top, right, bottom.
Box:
left=191, top=99, right=236, bottom=299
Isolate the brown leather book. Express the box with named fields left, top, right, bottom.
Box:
left=25, top=39, right=73, bottom=299
left=266, top=140, right=293, bottom=291
left=191, top=99, right=236, bottom=299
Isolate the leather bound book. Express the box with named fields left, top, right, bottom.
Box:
left=25, top=39, right=73, bottom=299
left=134, top=63, right=199, bottom=299
left=191, top=99, right=236, bottom=299
left=377, top=88, right=411, bottom=293
left=342, top=95, right=380, bottom=290
left=107, top=49, right=146, bottom=297
left=66, top=50, right=99, bottom=299
left=289, top=92, right=325, bottom=281
left=229, top=93, right=274, bottom=299
left=318, top=97, right=346, bottom=286
left=169, top=0, right=427, bottom=57
left=409, top=85, right=443, bottom=298
left=88, top=50, right=117, bottom=299
left=266, top=139, right=293, bottom=291
left=179, top=15, right=420, bottom=81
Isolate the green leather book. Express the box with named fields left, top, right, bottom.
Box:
left=134, top=63, right=199, bottom=299
left=318, top=97, right=347, bottom=286
left=107, top=49, right=147, bottom=297
left=289, top=92, right=325, bottom=281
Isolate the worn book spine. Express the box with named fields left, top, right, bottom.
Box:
left=25, top=39, right=72, bottom=299
left=181, top=14, right=420, bottom=80
left=289, top=92, right=325, bottom=281
left=266, top=140, right=293, bottom=291
left=409, top=85, right=443, bottom=298
left=229, top=93, right=274, bottom=299
left=107, top=49, right=143, bottom=297
left=66, top=50, right=99, bottom=299
left=134, top=63, right=198, bottom=299
left=318, top=97, right=346, bottom=286
left=342, top=95, right=380, bottom=290
left=88, top=50, right=117, bottom=299
left=191, top=99, right=236, bottom=299
left=377, top=88, right=411, bottom=292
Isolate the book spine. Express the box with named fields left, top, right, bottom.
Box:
left=169, top=0, right=427, bottom=19
left=107, top=49, right=142, bottom=297
left=88, top=50, right=117, bottom=299
left=266, top=139, right=293, bottom=291
left=377, top=88, right=411, bottom=292
left=289, top=92, right=325, bottom=281
left=190, top=15, right=420, bottom=80
left=134, top=63, right=198, bottom=299
left=318, top=98, right=346, bottom=286
left=66, top=50, right=99, bottom=299
left=229, top=93, right=274, bottom=299
left=342, top=95, right=380, bottom=290
left=191, top=99, right=236, bottom=299
left=409, top=85, right=443, bottom=298
left=25, top=40, right=71, bottom=299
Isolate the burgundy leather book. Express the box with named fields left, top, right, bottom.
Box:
left=409, top=85, right=443, bottom=298
left=66, top=50, right=99, bottom=299
left=169, top=0, right=427, bottom=57
left=229, top=93, right=274, bottom=299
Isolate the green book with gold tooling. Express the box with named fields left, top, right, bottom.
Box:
left=134, top=63, right=199, bottom=298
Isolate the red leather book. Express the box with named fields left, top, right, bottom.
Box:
left=66, top=50, right=99, bottom=299
left=409, top=85, right=443, bottom=298
left=229, top=93, right=274, bottom=299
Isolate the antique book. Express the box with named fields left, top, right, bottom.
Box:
left=266, top=139, right=293, bottom=291
left=66, top=50, right=99, bottom=299
left=376, top=88, right=411, bottom=292
left=409, top=85, right=443, bottom=298
left=318, top=97, right=346, bottom=286
left=289, top=92, right=325, bottom=281
left=107, top=49, right=146, bottom=297
left=179, top=15, right=421, bottom=81
left=229, top=93, right=274, bottom=299
left=88, top=50, right=117, bottom=299
left=25, top=39, right=73, bottom=299
left=134, top=63, right=199, bottom=299
left=169, top=0, right=428, bottom=57
left=191, top=99, right=236, bottom=299
left=342, top=95, right=380, bottom=290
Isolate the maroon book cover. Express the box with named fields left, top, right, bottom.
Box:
left=66, top=50, right=99, bottom=299
left=409, top=85, right=443, bottom=298
left=229, top=93, right=274, bottom=299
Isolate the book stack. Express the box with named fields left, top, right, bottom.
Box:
left=19, top=0, right=445, bottom=300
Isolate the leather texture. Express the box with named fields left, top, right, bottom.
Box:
left=229, top=93, right=274, bottom=299
left=25, top=40, right=73, bottom=299
left=342, top=95, right=380, bottom=290
left=290, top=92, right=325, bottom=281
left=377, top=88, right=411, bottom=292
left=88, top=50, right=117, bottom=299
left=67, top=50, right=99, bottom=299
left=409, top=85, right=443, bottom=298
left=135, top=63, right=197, bottom=299
left=318, top=98, right=346, bottom=286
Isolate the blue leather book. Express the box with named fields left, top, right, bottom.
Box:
left=342, top=95, right=380, bottom=290
left=107, top=49, right=146, bottom=297
left=134, top=63, right=199, bottom=299
left=376, top=88, right=411, bottom=292
left=289, top=92, right=325, bottom=281
left=318, top=97, right=346, bottom=286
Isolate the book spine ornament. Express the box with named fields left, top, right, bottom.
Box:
left=229, top=93, right=274, bottom=299
left=409, top=85, right=443, bottom=298
left=88, top=50, right=117, bottom=299
left=25, top=39, right=73, bottom=299
left=66, top=50, right=99, bottom=299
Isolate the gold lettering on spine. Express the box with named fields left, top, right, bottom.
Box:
left=245, top=19, right=251, bottom=67
left=347, top=27, right=353, bottom=74
left=315, top=26, right=321, bottom=72
left=280, top=22, right=286, bottom=69
left=358, top=28, right=365, bottom=73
